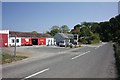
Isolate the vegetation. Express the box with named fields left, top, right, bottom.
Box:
left=46, top=14, right=120, bottom=45
left=0, top=53, right=28, bottom=64
left=31, top=31, right=38, bottom=34
left=46, top=25, right=70, bottom=36
left=71, top=22, right=100, bottom=44
left=98, top=14, right=120, bottom=43
left=113, top=44, right=120, bottom=78
left=60, top=25, right=70, bottom=33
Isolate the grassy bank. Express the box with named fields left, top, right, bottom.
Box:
left=113, top=43, right=120, bottom=78
left=0, top=53, right=28, bottom=64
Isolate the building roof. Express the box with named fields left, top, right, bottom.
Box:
left=56, top=33, right=74, bottom=39
left=9, top=31, right=52, bottom=38
left=0, top=30, right=9, bottom=34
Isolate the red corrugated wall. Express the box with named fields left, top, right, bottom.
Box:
left=38, top=38, right=46, bottom=45
left=21, top=38, right=32, bottom=46
left=0, top=34, right=8, bottom=47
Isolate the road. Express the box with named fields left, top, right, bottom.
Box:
left=2, top=42, right=117, bottom=79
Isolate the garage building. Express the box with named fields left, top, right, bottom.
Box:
left=0, top=30, right=9, bottom=47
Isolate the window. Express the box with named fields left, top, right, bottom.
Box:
left=12, top=39, right=14, bottom=43
left=16, top=39, right=19, bottom=43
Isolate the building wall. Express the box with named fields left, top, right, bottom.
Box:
left=0, top=34, right=8, bottom=47
left=54, top=34, right=65, bottom=44
left=38, top=38, right=46, bottom=45
left=0, top=30, right=9, bottom=47
left=21, top=37, right=32, bottom=46
left=46, top=38, right=55, bottom=46
left=9, top=37, right=21, bottom=46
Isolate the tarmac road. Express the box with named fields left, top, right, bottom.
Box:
left=2, top=42, right=117, bottom=79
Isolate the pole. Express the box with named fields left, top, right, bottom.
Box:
left=14, top=35, right=16, bottom=61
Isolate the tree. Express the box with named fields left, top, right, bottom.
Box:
left=71, top=24, right=81, bottom=34
left=95, top=14, right=120, bottom=43
left=31, top=31, right=38, bottom=34
left=80, top=26, right=92, bottom=37
left=51, top=25, right=60, bottom=30
left=90, top=23, right=100, bottom=33
left=60, top=25, right=70, bottom=33
left=49, top=25, right=60, bottom=36
left=99, top=22, right=112, bottom=41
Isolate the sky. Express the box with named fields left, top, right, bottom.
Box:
left=2, top=0, right=120, bottom=2
left=2, top=2, right=118, bottom=33
left=0, top=2, right=2, bottom=30
left=118, top=1, right=120, bottom=14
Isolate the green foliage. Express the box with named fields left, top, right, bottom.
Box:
left=113, top=44, right=120, bottom=78
left=88, top=33, right=100, bottom=44
left=1, top=53, right=27, bottom=64
left=50, top=29, right=60, bottom=36
left=80, top=26, right=92, bottom=37
left=60, top=25, right=70, bottom=33
left=46, top=25, right=70, bottom=36
left=70, top=22, right=100, bottom=44
left=71, top=24, right=81, bottom=34
left=96, top=14, right=120, bottom=43
left=79, top=33, right=100, bottom=44
left=49, top=25, right=60, bottom=36
left=31, top=31, right=38, bottom=34
left=46, top=14, right=120, bottom=44
left=79, top=39, right=88, bottom=44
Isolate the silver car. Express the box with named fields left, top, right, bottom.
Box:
left=59, top=40, right=70, bottom=47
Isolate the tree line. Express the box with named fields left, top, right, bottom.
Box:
left=46, top=14, right=120, bottom=44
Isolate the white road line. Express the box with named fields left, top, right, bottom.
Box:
left=22, top=68, right=49, bottom=80
left=71, top=51, right=90, bottom=60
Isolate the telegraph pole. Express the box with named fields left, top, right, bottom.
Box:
left=14, top=35, right=16, bottom=61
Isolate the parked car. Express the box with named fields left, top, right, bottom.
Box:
left=59, top=40, right=70, bottom=47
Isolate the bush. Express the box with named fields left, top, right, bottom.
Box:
left=79, top=33, right=100, bottom=44
left=90, top=33, right=100, bottom=44
left=80, top=39, right=88, bottom=44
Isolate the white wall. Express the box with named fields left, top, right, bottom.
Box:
left=46, top=38, right=55, bottom=46
left=9, top=37, right=21, bottom=46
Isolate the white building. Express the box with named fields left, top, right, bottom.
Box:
left=9, top=37, right=21, bottom=47
left=46, top=38, right=55, bottom=46
left=54, top=33, right=74, bottom=45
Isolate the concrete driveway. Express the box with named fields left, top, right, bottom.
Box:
left=2, top=45, right=74, bottom=59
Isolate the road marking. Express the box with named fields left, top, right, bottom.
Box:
left=23, top=68, right=49, bottom=79
left=71, top=51, right=90, bottom=60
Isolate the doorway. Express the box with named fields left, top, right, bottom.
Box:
left=32, top=38, right=38, bottom=45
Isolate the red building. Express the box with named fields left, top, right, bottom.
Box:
left=0, top=30, right=9, bottom=47
left=9, top=31, right=52, bottom=46
left=21, top=37, right=32, bottom=46
left=38, top=38, right=46, bottom=45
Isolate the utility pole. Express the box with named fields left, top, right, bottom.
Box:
left=14, top=35, right=16, bottom=61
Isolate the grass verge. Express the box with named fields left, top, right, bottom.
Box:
left=113, top=43, right=120, bottom=78
left=0, top=53, right=28, bottom=64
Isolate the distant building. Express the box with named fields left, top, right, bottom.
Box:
left=54, top=33, right=74, bottom=45
left=9, top=31, right=54, bottom=46
left=9, top=37, right=22, bottom=47
left=0, top=30, right=9, bottom=47
left=0, top=30, right=55, bottom=47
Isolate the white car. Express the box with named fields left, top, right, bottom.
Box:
left=59, top=41, right=70, bottom=47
